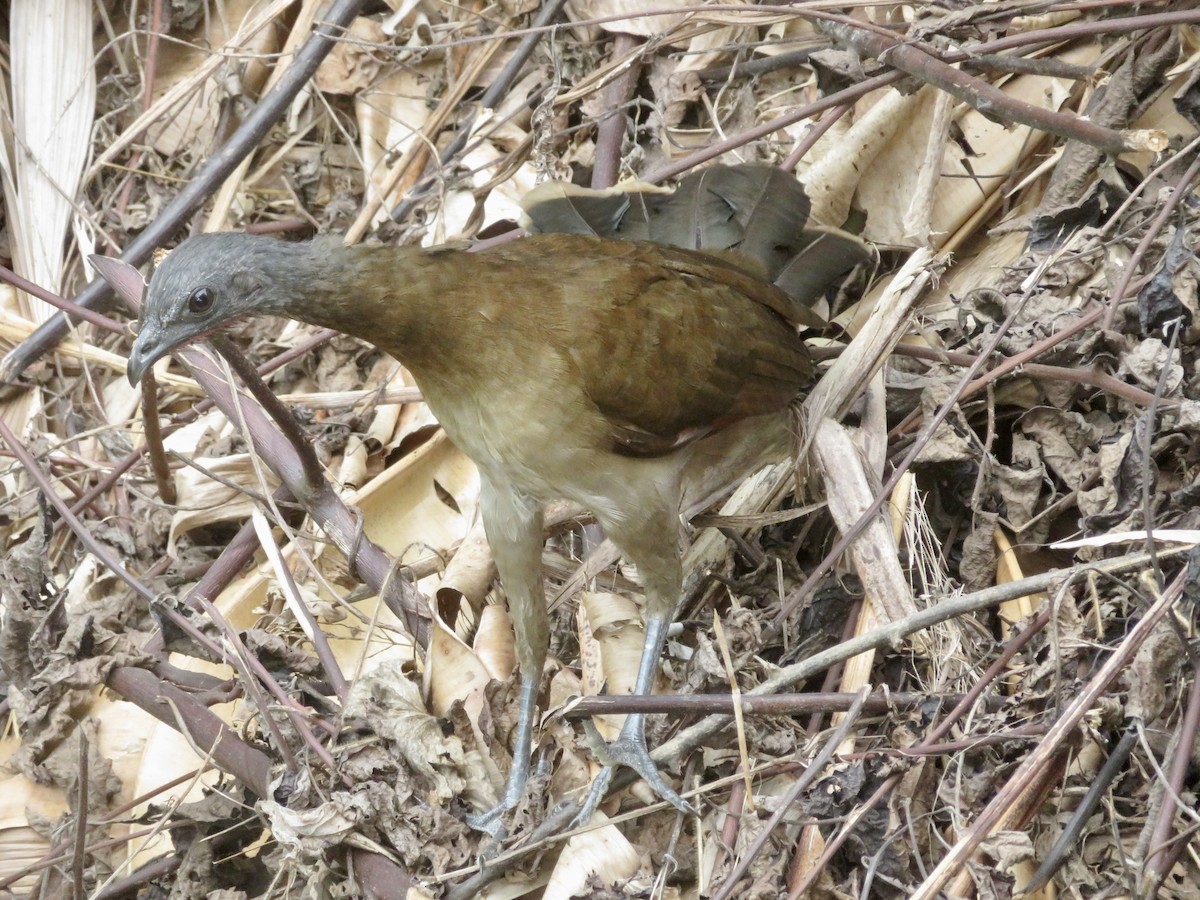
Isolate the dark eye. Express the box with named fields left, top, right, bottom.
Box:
left=187, top=287, right=214, bottom=314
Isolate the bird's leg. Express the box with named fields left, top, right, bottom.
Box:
left=575, top=507, right=695, bottom=824
left=575, top=607, right=694, bottom=822
left=464, top=478, right=547, bottom=839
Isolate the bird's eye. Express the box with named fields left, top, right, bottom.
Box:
left=187, top=287, right=214, bottom=314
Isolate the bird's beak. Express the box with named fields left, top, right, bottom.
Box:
left=83, top=253, right=163, bottom=385
left=126, top=325, right=168, bottom=385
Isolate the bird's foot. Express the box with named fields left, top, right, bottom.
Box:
left=573, top=719, right=694, bottom=827
left=465, top=761, right=536, bottom=840
left=464, top=802, right=511, bottom=841
left=465, top=740, right=556, bottom=840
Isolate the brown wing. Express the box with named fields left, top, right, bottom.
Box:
left=539, top=239, right=814, bottom=456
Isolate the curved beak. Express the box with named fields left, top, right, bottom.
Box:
left=85, top=254, right=166, bottom=386
left=127, top=325, right=169, bottom=385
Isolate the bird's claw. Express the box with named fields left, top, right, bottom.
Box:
left=464, top=773, right=526, bottom=840
left=573, top=719, right=695, bottom=827
left=464, top=805, right=510, bottom=841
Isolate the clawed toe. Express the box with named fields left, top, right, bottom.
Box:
left=575, top=719, right=695, bottom=824
left=464, top=804, right=510, bottom=841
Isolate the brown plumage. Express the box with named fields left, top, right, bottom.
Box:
left=126, top=171, right=835, bottom=838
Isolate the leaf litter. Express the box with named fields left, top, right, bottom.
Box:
left=0, top=3, right=1198, bottom=898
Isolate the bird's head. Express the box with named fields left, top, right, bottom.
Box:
left=126, top=233, right=302, bottom=383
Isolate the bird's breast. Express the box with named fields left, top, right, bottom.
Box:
left=414, top=361, right=612, bottom=502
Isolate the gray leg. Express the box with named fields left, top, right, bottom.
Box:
left=464, top=477, right=547, bottom=838
left=575, top=501, right=695, bottom=824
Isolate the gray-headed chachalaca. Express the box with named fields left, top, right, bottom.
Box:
left=124, top=165, right=866, bottom=835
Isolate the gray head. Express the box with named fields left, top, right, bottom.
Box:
left=126, top=232, right=312, bottom=383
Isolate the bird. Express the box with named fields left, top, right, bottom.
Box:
left=125, top=166, right=857, bottom=836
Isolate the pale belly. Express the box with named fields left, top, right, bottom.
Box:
left=418, top=374, right=686, bottom=526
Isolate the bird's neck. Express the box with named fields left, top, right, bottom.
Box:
left=266, top=239, right=463, bottom=372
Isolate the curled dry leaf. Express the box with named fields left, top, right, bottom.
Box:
left=313, top=17, right=390, bottom=95
left=541, top=812, right=644, bottom=900
left=345, top=656, right=487, bottom=807
left=168, top=453, right=279, bottom=554
left=426, top=613, right=492, bottom=719
left=580, top=591, right=652, bottom=735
